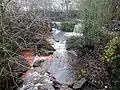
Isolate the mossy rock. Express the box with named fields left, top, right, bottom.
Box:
left=60, top=21, right=75, bottom=32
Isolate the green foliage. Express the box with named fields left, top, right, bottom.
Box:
left=83, top=0, right=112, bottom=46
left=66, top=26, right=106, bottom=51
left=111, top=66, right=120, bottom=90
left=76, top=69, right=87, bottom=80
left=74, top=0, right=113, bottom=47
left=111, top=55, right=120, bottom=61
left=66, top=36, right=85, bottom=50
left=66, top=36, right=79, bottom=49
left=103, top=37, right=120, bottom=90
left=75, top=0, right=120, bottom=89
left=60, top=21, right=75, bottom=32
left=104, top=37, right=120, bottom=62
left=66, top=36, right=95, bottom=55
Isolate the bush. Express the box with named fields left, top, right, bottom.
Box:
left=66, top=27, right=107, bottom=56
left=66, top=36, right=95, bottom=55
left=0, top=38, right=19, bottom=59
left=103, top=37, right=120, bottom=90
left=60, top=21, right=75, bottom=32
left=104, top=37, right=120, bottom=62
left=111, top=67, right=120, bottom=90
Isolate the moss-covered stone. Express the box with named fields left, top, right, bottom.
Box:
left=60, top=21, right=75, bottom=32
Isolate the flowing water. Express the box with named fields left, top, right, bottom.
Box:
left=18, top=28, right=79, bottom=90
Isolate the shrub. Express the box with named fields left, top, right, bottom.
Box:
left=104, top=37, right=120, bottom=62
left=103, top=37, right=120, bottom=90
left=111, top=67, right=120, bottom=90
left=66, top=36, right=95, bottom=55
left=66, top=27, right=107, bottom=56
left=0, top=38, right=19, bottom=59
left=60, top=21, right=75, bottom=32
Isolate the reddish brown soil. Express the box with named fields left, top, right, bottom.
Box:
left=20, top=49, right=34, bottom=66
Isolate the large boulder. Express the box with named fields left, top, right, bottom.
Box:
left=37, top=38, right=55, bottom=56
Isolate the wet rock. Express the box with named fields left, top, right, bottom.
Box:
left=37, top=39, right=48, bottom=47
left=45, top=83, right=55, bottom=90
left=60, top=87, right=73, bottom=90
left=33, top=60, right=44, bottom=67
left=68, top=50, right=77, bottom=56
left=37, top=86, right=45, bottom=90
left=45, top=50, right=54, bottom=54
left=53, top=31, right=66, bottom=42
left=59, top=85, right=71, bottom=90
left=38, top=49, right=54, bottom=56
left=53, top=80, right=62, bottom=89
left=73, top=78, right=87, bottom=89
left=37, top=38, right=55, bottom=56
left=37, top=39, right=55, bottom=50
left=22, top=82, right=34, bottom=90
left=66, top=88, right=73, bottom=90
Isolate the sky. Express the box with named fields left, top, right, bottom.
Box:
left=15, top=0, right=76, bottom=11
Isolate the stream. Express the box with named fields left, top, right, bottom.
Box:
left=18, top=28, right=81, bottom=90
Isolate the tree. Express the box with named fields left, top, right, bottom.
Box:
left=74, top=0, right=115, bottom=46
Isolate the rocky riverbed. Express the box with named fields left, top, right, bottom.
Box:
left=16, top=28, right=89, bottom=90
left=13, top=28, right=110, bottom=90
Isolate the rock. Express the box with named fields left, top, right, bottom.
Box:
left=59, top=85, right=73, bottom=90
left=60, top=87, right=73, bottom=90
left=33, top=59, right=44, bottom=67
left=73, top=78, right=87, bottom=89
left=37, top=39, right=47, bottom=47
left=53, top=80, right=62, bottom=89
left=38, top=49, right=54, bottom=56
left=47, top=51, right=54, bottom=55
left=68, top=50, right=77, bottom=56
left=37, top=38, right=55, bottom=50
left=67, top=88, right=73, bottom=90
left=37, top=38, right=55, bottom=56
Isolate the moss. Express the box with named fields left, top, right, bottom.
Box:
left=76, top=69, right=88, bottom=80
left=111, top=66, right=120, bottom=90
left=60, top=21, right=75, bottom=32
